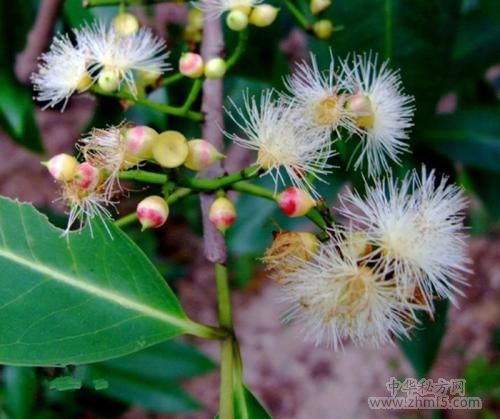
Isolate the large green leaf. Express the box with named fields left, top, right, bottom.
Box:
left=81, top=340, right=215, bottom=413
left=398, top=299, right=449, bottom=378
left=0, top=197, right=193, bottom=366
left=0, top=71, right=43, bottom=153
left=421, top=107, right=500, bottom=172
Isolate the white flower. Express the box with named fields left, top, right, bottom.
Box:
left=61, top=181, right=115, bottom=236
left=282, top=52, right=358, bottom=137
left=281, top=233, right=421, bottom=349
left=341, top=53, right=415, bottom=176
left=225, top=90, right=335, bottom=196
left=193, top=0, right=260, bottom=19
left=338, top=167, right=469, bottom=307
left=78, top=124, right=138, bottom=199
left=31, top=33, right=92, bottom=110
left=76, top=21, right=170, bottom=96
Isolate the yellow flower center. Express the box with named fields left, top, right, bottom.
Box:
left=313, top=94, right=343, bottom=126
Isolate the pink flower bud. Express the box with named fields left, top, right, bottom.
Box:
left=43, top=153, right=78, bottom=182
left=184, top=139, right=225, bottom=171
left=179, top=53, right=204, bottom=79
left=124, top=125, right=159, bottom=161
left=277, top=187, right=316, bottom=217
left=137, top=196, right=169, bottom=230
left=209, top=197, right=236, bottom=233
left=73, top=162, right=101, bottom=190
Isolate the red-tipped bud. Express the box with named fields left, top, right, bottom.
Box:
left=184, top=139, right=225, bottom=171
left=43, top=153, right=78, bottom=182
left=137, top=196, right=169, bottom=230
left=73, top=162, right=101, bottom=190
left=179, top=53, right=204, bottom=79
left=277, top=187, right=316, bottom=217
left=124, top=125, right=159, bottom=161
left=209, top=197, right=236, bottom=233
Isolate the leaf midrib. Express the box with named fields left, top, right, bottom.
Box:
left=0, top=247, right=189, bottom=331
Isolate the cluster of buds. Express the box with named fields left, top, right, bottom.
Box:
left=226, top=4, right=279, bottom=31
left=179, top=53, right=227, bottom=80
left=43, top=124, right=224, bottom=233
left=193, top=0, right=278, bottom=31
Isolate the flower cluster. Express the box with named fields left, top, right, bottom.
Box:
left=228, top=52, right=415, bottom=196
left=31, top=17, right=170, bottom=109
left=44, top=124, right=223, bottom=234
left=265, top=168, right=469, bottom=348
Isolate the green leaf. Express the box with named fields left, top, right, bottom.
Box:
left=85, top=364, right=200, bottom=413
left=234, top=384, right=272, bottom=419
left=2, top=367, right=37, bottom=419
left=398, top=299, right=449, bottom=378
left=90, top=340, right=216, bottom=382
left=0, top=71, right=43, bottom=153
left=421, top=107, right=500, bottom=172
left=0, top=196, right=194, bottom=366
left=81, top=340, right=214, bottom=412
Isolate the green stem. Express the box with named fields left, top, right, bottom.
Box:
left=119, top=170, right=168, bottom=184
left=160, top=72, right=184, bottom=87
left=178, top=165, right=261, bottom=190
left=215, top=263, right=234, bottom=419
left=231, top=181, right=329, bottom=232
left=180, top=79, right=203, bottom=114
left=185, top=320, right=230, bottom=340
left=92, top=86, right=203, bottom=122
left=283, top=0, right=310, bottom=30
left=226, top=30, right=248, bottom=71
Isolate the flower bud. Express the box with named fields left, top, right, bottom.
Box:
left=137, top=195, right=169, bottom=230
left=76, top=73, right=93, bottom=93
left=310, top=0, right=331, bottom=15
left=229, top=0, right=253, bottom=15
left=187, top=8, right=204, bottom=31
left=138, top=68, right=162, bottom=86
left=113, top=12, right=140, bottom=36
left=209, top=197, right=236, bottom=233
left=277, top=187, right=316, bottom=217
left=73, top=162, right=101, bottom=190
left=204, top=58, right=226, bottom=79
left=345, top=93, right=375, bottom=129
left=153, top=130, right=189, bottom=168
left=249, top=5, right=279, bottom=27
left=226, top=10, right=249, bottom=31
left=179, top=53, right=204, bottom=79
left=184, top=139, right=225, bottom=171
left=98, top=68, right=121, bottom=92
left=263, top=231, right=319, bottom=281
left=312, top=19, right=334, bottom=39
left=124, top=126, right=159, bottom=161
left=42, top=153, right=78, bottom=182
